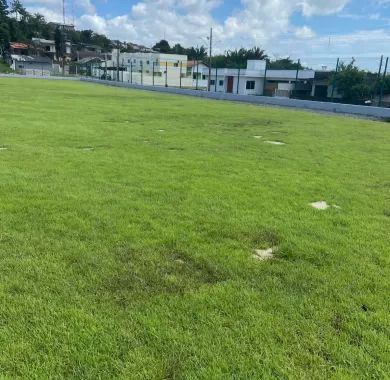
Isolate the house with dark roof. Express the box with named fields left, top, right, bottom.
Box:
left=10, top=55, right=53, bottom=75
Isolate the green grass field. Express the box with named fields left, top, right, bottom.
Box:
left=0, top=78, right=389, bottom=379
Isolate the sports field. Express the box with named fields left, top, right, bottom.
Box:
left=0, top=78, right=389, bottom=379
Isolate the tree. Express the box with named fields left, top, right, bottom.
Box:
left=10, top=0, right=26, bottom=21
left=333, top=59, right=371, bottom=102
left=212, top=46, right=268, bottom=68
left=0, top=0, right=8, bottom=17
left=172, top=43, right=186, bottom=55
left=153, top=39, right=170, bottom=53
left=186, top=45, right=207, bottom=60
left=54, top=26, right=65, bottom=60
left=267, top=57, right=303, bottom=70
left=0, top=0, right=10, bottom=55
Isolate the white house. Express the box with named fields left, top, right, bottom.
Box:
left=110, top=50, right=187, bottom=74
left=100, top=49, right=189, bottom=86
left=202, top=60, right=267, bottom=95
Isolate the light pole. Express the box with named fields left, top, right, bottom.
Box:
left=208, top=28, right=212, bottom=91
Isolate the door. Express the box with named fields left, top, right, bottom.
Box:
left=227, top=76, right=234, bottom=93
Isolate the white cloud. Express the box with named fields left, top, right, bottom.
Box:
left=294, top=26, right=316, bottom=39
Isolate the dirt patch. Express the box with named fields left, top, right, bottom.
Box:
left=310, top=201, right=329, bottom=210
left=253, top=136, right=262, bottom=139
left=79, top=146, right=94, bottom=151
left=265, top=141, right=286, bottom=145
left=253, top=247, right=277, bottom=261
left=310, top=201, right=341, bottom=210
left=0, top=147, right=8, bottom=151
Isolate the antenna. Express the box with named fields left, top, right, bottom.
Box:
left=72, top=0, right=75, bottom=26
left=62, top=0, right=66, bottom=25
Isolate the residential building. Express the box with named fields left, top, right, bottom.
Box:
left=10, top=55, right=53, bottom=75
left=264, top=70, right=315, bottom=97
left=31, top=38, right=71, bottom=61
left=110, top=50, right=188, bottom=75
left=48, top=22, right=76, bottom=32
left=9, top=42, right=30, bottom=56
left=202, top=60, right=267, bottom=95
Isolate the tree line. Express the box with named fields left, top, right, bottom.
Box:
left=152, top=39, right=303, bottom=70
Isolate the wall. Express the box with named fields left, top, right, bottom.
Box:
left=235, top=76, right=264, bottom=96
left=81, top=78, right=390, bottom=120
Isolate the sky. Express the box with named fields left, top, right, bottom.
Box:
left=20, top=0, right=390, bottom=71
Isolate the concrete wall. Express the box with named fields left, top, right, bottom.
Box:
left=233, top=76, right=264, bottom=96
left=81, top=78, right=390, bottom=120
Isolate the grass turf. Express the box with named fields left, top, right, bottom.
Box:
left=0, top=78, right=389, bottom=379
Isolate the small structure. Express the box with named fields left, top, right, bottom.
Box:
left=9, top=42, right=30, bottom=56
left=10, top=55, right=53, bottom=75
left=187, top=60, right=209, bottom=88
left=264, top=69, right=315, bottom=97
left=205, top=60, right=267, bottom=95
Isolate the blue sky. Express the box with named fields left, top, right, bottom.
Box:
left=23, top=0, right=390, bottom=70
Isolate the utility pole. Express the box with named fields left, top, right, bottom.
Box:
left=208, top=27, right=213, bottom=92
left=180, top=61, right=182, bottom=88
left=295, top=59, right=300, bottom=89
left=62, top=0, right=66, bottom=25
left=331, top=58, right=340, bottom=102
left=237, top=68, right=240, bottom=94
left=379, top=57, right=388, bottom=107
left=104, top=53, right=107, bottom=79
left=116, top=45, right=120, bottom=81
left=263, top=61, right=268, bottom=96
left=375, top=55, right=384, bottom=101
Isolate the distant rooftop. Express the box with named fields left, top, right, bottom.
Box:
left=10, top=42, right=29, bottom=50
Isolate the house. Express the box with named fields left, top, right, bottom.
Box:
left=110, top=50, right=188, bottom=74
left=100, top=50, right=188, bottom=85
left=311, top=71, right=342, bottom=99
left=264, top=70, right=315, bottom=97
left=9, top=42, right=30, bottom=56
left=31, top=38, right=71, bottom=61
left=48, top=22, right=75, bottom=33
left=75, top=43, right=103, bottom=55
left=186, top=60, right=209, bottom=88
left=202, top=60, right=267, bottom=95
left=10, top=55, right=53, bottom=75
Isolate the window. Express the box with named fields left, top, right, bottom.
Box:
left=246, top=80, right=255, bottom=90
left=210, top=79, right=215, bottom=85
left=219, top=80, right=224, bottom=86
left=128, top=59, right=131, bottom=63
left=174, top=62, right=178, bottom=67
left=146, top=60, right=150, bottom=64
left=202, top=75, right=206, bottom=80
left=133, top=59, right=136, bottom=63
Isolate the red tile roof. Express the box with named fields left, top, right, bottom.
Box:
left=10, top=42, right=29, bottom=49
